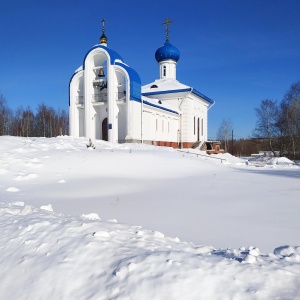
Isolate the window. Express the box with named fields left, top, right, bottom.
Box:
left=163, top=66, right=166, bottom=77
left=150, top=84, right=158, bottom=88
left=197, top=118, right=200, bottom=141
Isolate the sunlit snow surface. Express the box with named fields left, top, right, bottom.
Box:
left=1, top=136, right=300, bottom=299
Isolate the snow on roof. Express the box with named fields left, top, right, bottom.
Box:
left=83, top=45, right=124, bottom=68
left=142, top=95, right=181, bottom=114
left=74, top=65, right=83, bottom=73
left=142, top=78, right=190, bottom=94
left=142, top=78, right=214, bottom=104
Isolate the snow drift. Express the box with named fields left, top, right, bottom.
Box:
left=0, top=136, right=300, bottom=299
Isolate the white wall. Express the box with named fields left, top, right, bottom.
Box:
left=178, top=94, right=209, bottom=144
left=129, top=100, right=179, bottom=144
left=69, top=70, right=84, bottom=137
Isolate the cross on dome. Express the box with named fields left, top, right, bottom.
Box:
left=101, top=19, right=105, bottom=33
left=155, top=18, right=180, bottom=64
left=162, top=17, right=172, bottom=41
left=100, top=18, right=108, bottom=45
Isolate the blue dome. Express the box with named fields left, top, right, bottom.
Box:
left=155, top=40, right=180, bottom=63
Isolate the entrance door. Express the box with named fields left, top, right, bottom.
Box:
left=102, top=118, right=108, bottom=141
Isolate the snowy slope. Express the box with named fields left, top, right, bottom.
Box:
left=1, top=136, right=300, bottom=299
left=1, top=202, right=300, bottom=299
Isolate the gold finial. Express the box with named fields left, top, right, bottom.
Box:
left=100, top=19, right=108, bottom=45
left=162, top=17, right=172, bottom=41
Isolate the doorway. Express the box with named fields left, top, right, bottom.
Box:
left=102, top=118, right=108, bottom=141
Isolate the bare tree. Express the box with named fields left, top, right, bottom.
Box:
left=254, top=99, right=279, bottom=156
left=23, top=107, right=34, bottom=137
left=0, top=95, right=8, bottom=135
left=3, top=108, right=14, bottom=135
left=35, top=104, right=48, bottom=137
left=217, top=119, right=232, bottom=152
left=280, top=81, right=300, bottom=159
left=15, top=107, right=25, bottom=136
left=58, top=109, right=69, bottom=135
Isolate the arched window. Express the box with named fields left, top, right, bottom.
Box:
left=163, top=66, right=166, bottom=77
left=197, top=118, right=200, bottom=141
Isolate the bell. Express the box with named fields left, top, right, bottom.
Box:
left=98, top=68, right=105, bottom=77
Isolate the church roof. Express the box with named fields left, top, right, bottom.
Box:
left=142, top=78, right=214, bottom=104
left=83, top=45, right=123, bottom=68
left=115, top=61, right=141, bottom=102
left=143, top=78, right=189, bottom=93
left=142, top=96, right=181, bottom=115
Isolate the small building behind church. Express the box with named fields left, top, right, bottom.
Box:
left=69, top=19, right=215, bottom=148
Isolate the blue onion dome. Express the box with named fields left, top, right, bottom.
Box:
left=155, top=40, right=180, bottom=63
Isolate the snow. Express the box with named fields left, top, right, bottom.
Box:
left=142, top=78, right=190, bottom=93
left=142, top=95, right=181, bottom=114
left=247, top=155, right=296, bottom=167
left=1, top=135, right=300, bottom=299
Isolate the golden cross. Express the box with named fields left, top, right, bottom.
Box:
left=101, top=19, right=105, bottom=33
left=162, top=17, right=172, bottom=41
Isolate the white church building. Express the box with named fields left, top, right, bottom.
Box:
left=69, top=19, right=215, bottom=148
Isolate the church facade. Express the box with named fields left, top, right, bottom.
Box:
left=69, top=19, right=214, bottom=148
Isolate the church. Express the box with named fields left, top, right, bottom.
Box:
left=69, top=18, right=215, bottom=148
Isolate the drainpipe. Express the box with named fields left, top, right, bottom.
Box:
left=178, top=98, right=183, bottom=148
left=206, top=100, right=215, bottom=143
left=141, top=96, right=143, bottom=144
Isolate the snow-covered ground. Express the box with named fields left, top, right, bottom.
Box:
left=1, top=136, right=300, bottom=299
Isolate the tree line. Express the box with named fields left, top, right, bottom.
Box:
left=216, top=81, right=300, bottom=160
left=0, top=95, right=68, bottom=138
left=254, top=81, right=300, bottom=160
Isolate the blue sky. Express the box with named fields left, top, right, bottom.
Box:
left=1, top=0, right=300, bottom=139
